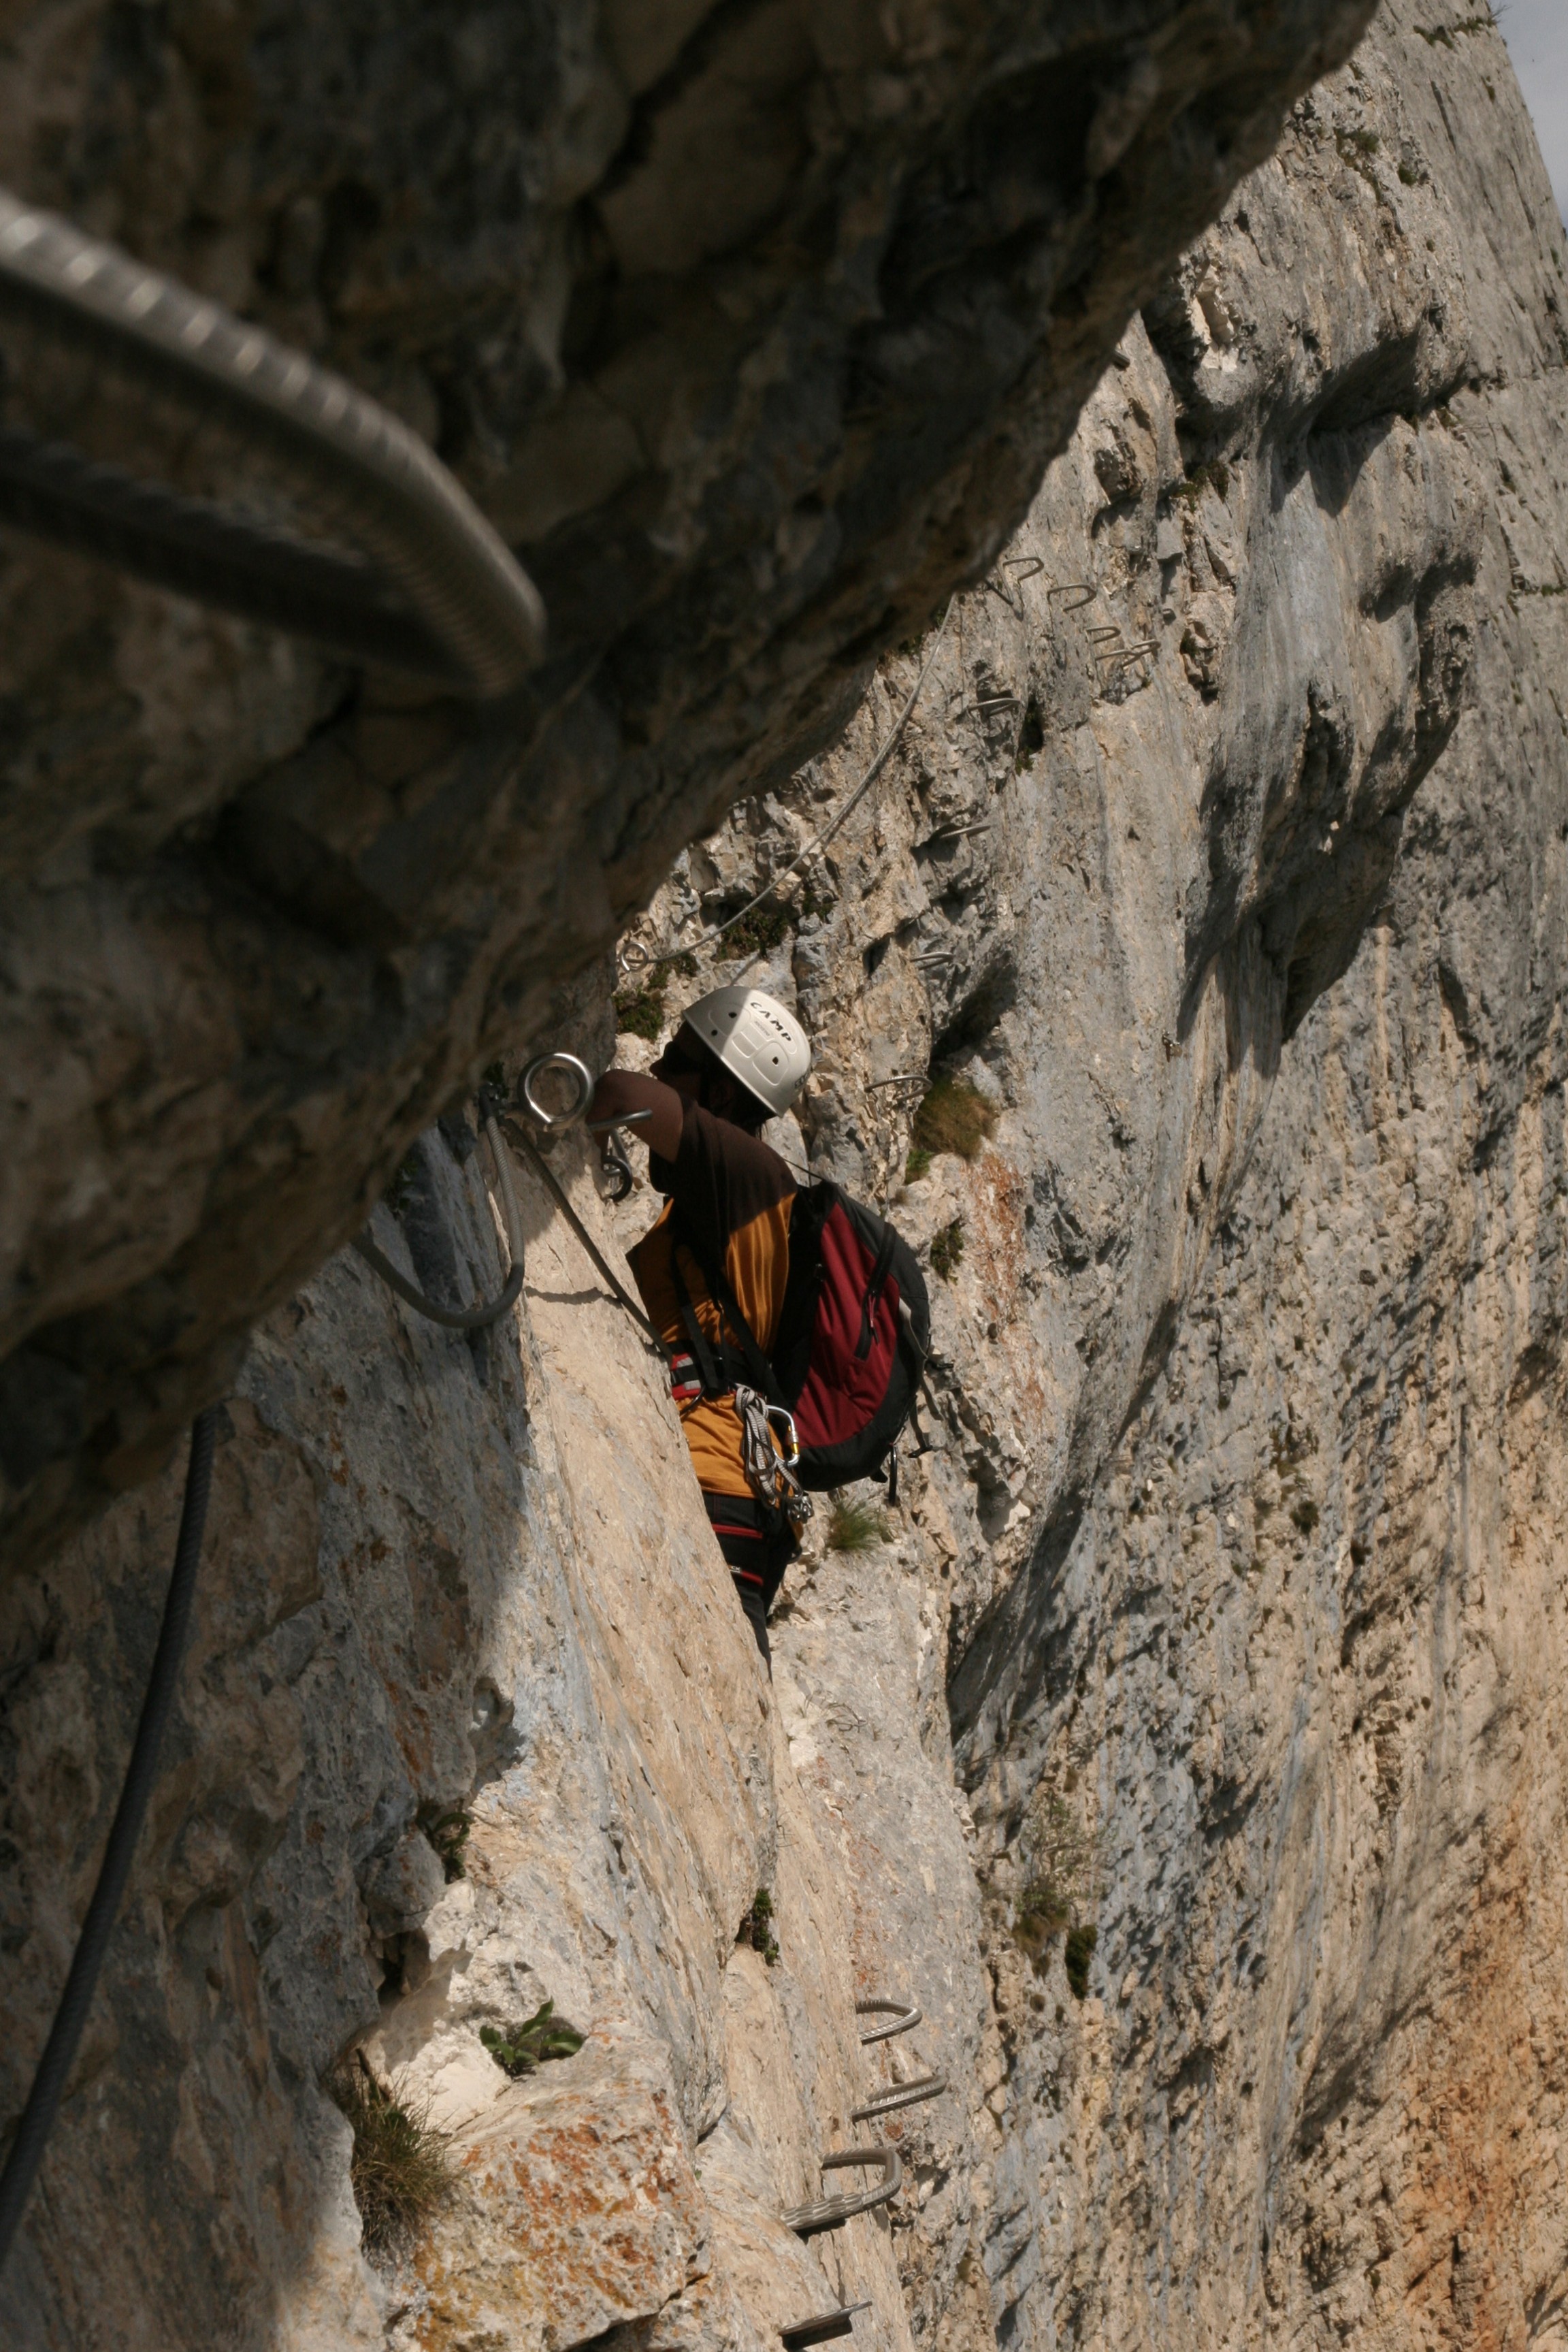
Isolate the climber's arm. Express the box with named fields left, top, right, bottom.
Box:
left=589, top=1068, right=685, bottom=1161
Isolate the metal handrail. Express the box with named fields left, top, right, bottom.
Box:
left=849, top=2069, right=948, bottom=2123
left=782, top=2145, right=902, bottom=2238
left=855, top=1997, right=921, bottom=2044
left=0, top=189, right=544, bottom=696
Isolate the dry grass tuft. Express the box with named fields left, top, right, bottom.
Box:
left=329, top=2058, right=455, bottom=2255
left=911, top=1076, right=996, bottom=1163
left=827, top=1490, right=889, bottom=1551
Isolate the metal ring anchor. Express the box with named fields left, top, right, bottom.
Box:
left=780, top=2302, right=872, bottom=2347
left=850, top=2071, right=948, bottom=2123
left=1047, top=582, right=1095, bottom=610
left=855, top=1998, right=921, bottom=2044
left=519, top=1052, right=595, bottom=1133
left=1003, top=554, right=1045, bottom=581
left=0, top=190, right=544, bottom=696
left=782, top=2145, right=902, bottom=2238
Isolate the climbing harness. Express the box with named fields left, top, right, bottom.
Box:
left=855, top=1997, right=922, bottom=2044
left=782, top=2144, right=902, bottom=2238
left=0, top=1408, right=219, bottom=2274
left=0, top=190, right=544, bottom=695
left=352, top=1104, right=526, bottom=1330
left=850, top=2071, right=948, bottom=2123
left=780, top=2302, right=872, bottom=2347
left=622, top=596, right=955, bottom=975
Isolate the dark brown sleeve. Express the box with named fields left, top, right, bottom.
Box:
left=665, top=1099, right=794, bottom=1261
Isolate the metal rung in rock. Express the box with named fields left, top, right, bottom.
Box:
left=780, top=2302, right=872, bottom=2347
left=850, top=2070, right=948, bottom=2123
left=855, top=1998, right=921, bottom=2044
left=783, top=2146, right=902, bottom=2238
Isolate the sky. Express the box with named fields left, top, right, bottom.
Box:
left=1497, top=0, right=1568, bottom=222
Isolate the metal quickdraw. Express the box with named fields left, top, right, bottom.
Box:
left=734, top=1385, right=813, bottom=1530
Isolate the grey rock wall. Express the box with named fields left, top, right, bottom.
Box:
left=4, top=3, right=1567, bottom=2349
left=0, top=0, right=1381, bottom=1580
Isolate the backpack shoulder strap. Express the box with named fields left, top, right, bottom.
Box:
left=667, top=1238, right=727, bottom=1398
left=672, top=1212, right=786, bottom=1408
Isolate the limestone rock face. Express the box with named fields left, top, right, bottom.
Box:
left=4, top=4, right=1568, bottom=2351
left=0, top=0, right=1382, bottom=1578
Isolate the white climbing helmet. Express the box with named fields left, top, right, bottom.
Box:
left=682, top=986, right=811, bottom=1118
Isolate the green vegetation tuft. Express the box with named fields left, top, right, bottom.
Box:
left=1174, top=457, right=1230, bottom=506
left=717, top=901, right=795, bottom=960
left=716, top=888, right=834, bottom=963
left=417, top=1802, right=472, bottom=1884
left=329, top=2059, right=455, bottom=2255
left=615, top=978, right=668, bottom=1041
left=904, top=1146, right=933, bottom=1185
left=912, top=1076, right=996, bottom=1163
left=1011, top=1878, right=1072, bottom=1969
left=1064, top=1924, right=1098, bottom=2001
left=1013, top=1793, right=1098, bottom=1986
left=827, top=1490, right=890, bottom=1551
left=931, top=1218, right=966, bottom=1282
left=480, top=1999, right=585, bottom=2079
left=737, top=1886, right=780, bottom=1965
left=613, top=951, right=698, bottom=1042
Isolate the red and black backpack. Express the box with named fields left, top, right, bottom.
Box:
left=668, top=1182, right=931, bottom=1495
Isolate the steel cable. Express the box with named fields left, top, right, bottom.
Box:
left=352, top=1111, right=525, bottom=1331
left=623, top=598, right=955, bottom=976
left=0, top=1408, right=220, bottom=2275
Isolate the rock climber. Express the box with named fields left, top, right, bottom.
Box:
left=588, top=986, right=812, bottom=1664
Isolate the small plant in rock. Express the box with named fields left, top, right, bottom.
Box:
left=737, top=1887, right=780, bottom=1965
left=1064, top=1924, right=1098, bottom=2001
left=480, top=1999, right=585, bottom=2078
left=930, top=1218, right=966, bottom=1282
left=1012, top=1792, right=1098, bottom=1982
left=911, top=1076, right=996, bottom=1163
left=827, top=1490, right=889, bottom=1551
left=904, top=1146, right=933, bottom=1184
left=329, top=2056, right=455, bottom=2255
left=1011, top=1878, right=1072, bottom=1969
left=615, top=974, right=669, bottom=1041
left=717, top=900, right=795, bottom=960
left=417, top=1801, right=472, bottom=1884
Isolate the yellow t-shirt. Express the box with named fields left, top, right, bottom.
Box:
left=627, top=1099, right=796, bottom=1500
